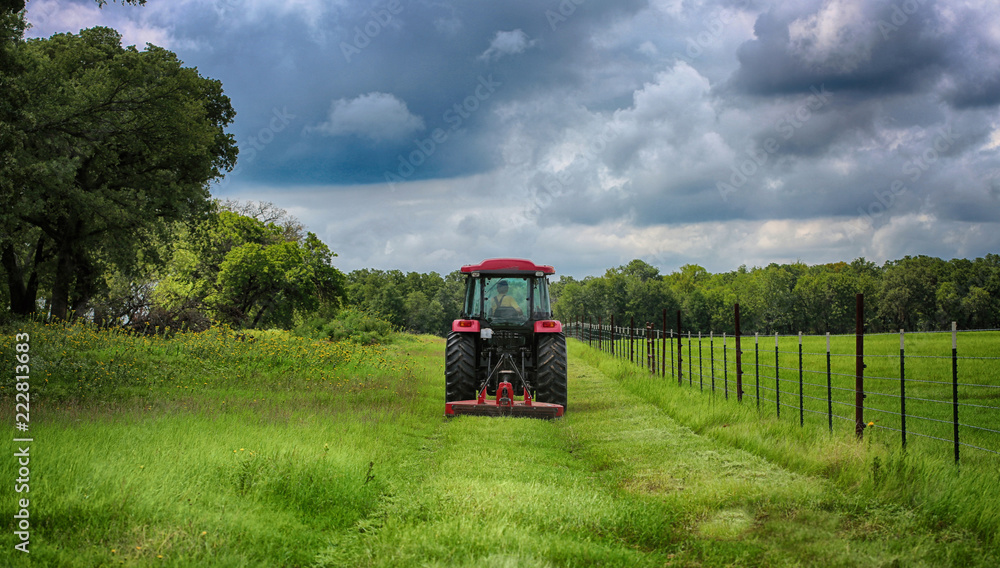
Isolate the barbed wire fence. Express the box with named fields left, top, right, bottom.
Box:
left=565, top=294, right=1000, bottom=465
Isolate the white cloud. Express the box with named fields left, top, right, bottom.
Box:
left=310, top=92, right=425, bottom=141
left=866, top=213, right=1000, bottom=262
left=788, top=0, right=876, bottom=73
left=479, top=29, right=536, bottom=61
left=25, top=0, right=180, bottom=48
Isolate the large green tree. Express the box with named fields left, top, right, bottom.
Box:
left=1, top=26, right=236, bottom=318
left=154, top=207, right=346, bottom=329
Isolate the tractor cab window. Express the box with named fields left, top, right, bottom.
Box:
left=531, top=277, right=552, bottom=319
left=463, top=277, right=482, bottom=318
left=484, top=277, right=529, bottom=325
left=464, top=274, right=552, bottom=325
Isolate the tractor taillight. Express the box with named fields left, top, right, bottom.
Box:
left=534, top=320, right=563, bottom=333
left=453, top=319, right=481, bottom=332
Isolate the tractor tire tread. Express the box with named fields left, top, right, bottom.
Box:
left=535, top=332, right=568, bottom=410
left=445, top=332, right=478, bottom=402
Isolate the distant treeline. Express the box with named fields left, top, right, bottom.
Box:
left=343, top=268, right=464, bottom=336
left=4, top=194, right=996, bottom=337
left=328, top=255, right=1000, bottom=337
left=551, top=257, right=1000, bottom=335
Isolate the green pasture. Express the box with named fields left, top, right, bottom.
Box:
left=1, top=322, right=998, bottom=566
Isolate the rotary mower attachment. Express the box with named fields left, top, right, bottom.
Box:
left=445, top=353, right=564, bottom=419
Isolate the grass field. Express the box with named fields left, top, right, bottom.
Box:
left=2, top=322, right=999, bottom=566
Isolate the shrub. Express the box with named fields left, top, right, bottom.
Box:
left=294, top=309, right=395, bottom=344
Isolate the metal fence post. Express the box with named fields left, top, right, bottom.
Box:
left=677, top=311, right=683, bottom=386
left=775, top=332, right=780, bottom=418
left=648, top=322, right=655, bottom=373
left=662, top=309, right=667, bottom=378
left=952, top=322, right=959, bottom=464
left=609, top=314, right=616, bottom=357
left=900, top=329, right=906, bottom=450
left=698, top=332, right=703, bottom=391
left=798, top=331, right=804, bottom=427
left=710, top=332, right=716, bottom=393
left=629, top=316, right=634, bottom=364
left=670, top=329, right=675, bottom=380
left=855, top=293, right=865, bottom=439
left=755, top=332, right=760, bottom=410
left=642, top=322, right=647, bottom=371
left=736, top=304, right=743, bottom=402
left=688, top=331, right=693, bottom=387
left=826, top=332, right=832, bottom=433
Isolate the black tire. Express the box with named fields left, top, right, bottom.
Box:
left=445, top=332, right=478, bottom=402
left=535, top=332, right=568, bottom=411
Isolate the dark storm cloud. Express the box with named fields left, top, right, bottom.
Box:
left=158, top=0, right=651, bottom=186
left=725, top=0, right=948, bottom=98
left=690, top=0, right=1000, bottom=238
left=726, top=0, right=1000, bottom=111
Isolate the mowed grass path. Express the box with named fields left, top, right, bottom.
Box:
left=2, top=329, right=997, bottom=566
left=337, top=341, right=993, bottom=567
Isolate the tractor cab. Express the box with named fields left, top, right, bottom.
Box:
left=445, top=259, right=567, bottom=418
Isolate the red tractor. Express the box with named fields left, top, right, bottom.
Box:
left=444, top=258, right=567, bottom=418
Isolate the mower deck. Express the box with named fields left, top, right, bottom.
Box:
left=445, top=381, right=564, bottom=419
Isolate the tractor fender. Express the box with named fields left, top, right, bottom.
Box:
left=533, top=320, right=562, bottom=333
left=452, top=319, right=481, bottom=333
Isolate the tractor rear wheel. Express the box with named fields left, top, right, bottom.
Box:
left=445, top=332, right=478, bottom=402
left=535, top=332, right=568, bottom=410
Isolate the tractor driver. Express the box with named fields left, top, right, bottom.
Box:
left=490, top=280, right=523, bottom=317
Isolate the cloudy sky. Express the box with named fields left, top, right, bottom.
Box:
left=25, top=0, right=1000, bottom=278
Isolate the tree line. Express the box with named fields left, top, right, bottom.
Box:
left=552, top=257, right=1000, bottom=335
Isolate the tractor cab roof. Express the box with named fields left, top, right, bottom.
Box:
left=460, top=258, right=555, bottom=275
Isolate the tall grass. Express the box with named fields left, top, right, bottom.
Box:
left=574, top=339, right=1000, bottom=548
left=0, top=320, right=439, bottom=567
left=0, top=319, right=399, bottom=404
